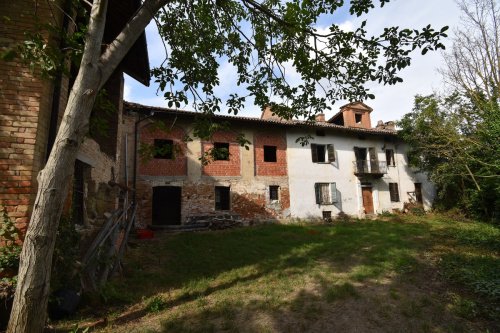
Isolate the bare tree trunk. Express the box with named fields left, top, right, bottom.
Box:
left=7, top=1, right=109, bottom=331
left=7, top=0, right=169, bottom=329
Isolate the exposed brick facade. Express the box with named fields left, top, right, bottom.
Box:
left=0, top=0, right=63, bottom=230
left=254, top=131, right=287, bottom=176
left=202, top=131, right=241, bottom=177
left=139, top=124, right=188, bottom=176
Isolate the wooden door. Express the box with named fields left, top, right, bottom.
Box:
left=362, top=187, right=374, bottom=214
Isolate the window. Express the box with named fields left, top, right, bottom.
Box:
left=215, top=186, right=230, bottom=210
left=311, top=144, right=335, bottom=163
left=213, top=142, right=229, bottom=161
left=386, top=149, right=395, bottom=166
left=389, top=183, right=400, bottom=202
left=263, top=145, right=277, bottom=162
left=315, top=183, right=337, bottom=204
left=355, top=113, right=362, bottom=124
left=269, top=185, right=279, bottom=201
left=322, top=211, right=332, bottom=222
left=154, top=139, right=174, bottom=159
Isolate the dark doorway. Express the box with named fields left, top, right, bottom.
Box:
left=72, top=159, right=90, bottom=225
left=414, top=183, right=423, bottom=205
left=152, top=186, right=182, bottom=225
left=215, top=186, right=230, bottom=210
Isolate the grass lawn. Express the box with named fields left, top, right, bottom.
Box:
left=56, top=214, right=499, bottom=332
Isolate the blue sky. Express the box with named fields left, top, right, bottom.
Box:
left=124, top=0, right=461, bottom=123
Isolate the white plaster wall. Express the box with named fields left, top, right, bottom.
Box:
left=286, top=128, right=435, bottom=219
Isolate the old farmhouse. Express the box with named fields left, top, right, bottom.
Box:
left=124, top=101, right=434, bottom=226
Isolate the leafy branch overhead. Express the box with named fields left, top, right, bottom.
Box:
left=151, top=0, right=447, bottom=118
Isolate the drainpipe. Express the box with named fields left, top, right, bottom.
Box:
left=132, top=111, right=155, bottom=206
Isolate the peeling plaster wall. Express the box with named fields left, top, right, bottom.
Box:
left=286, top=128, right=435, bottom=219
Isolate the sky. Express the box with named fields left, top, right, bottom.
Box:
left=124, top=0, right=462, bottom=123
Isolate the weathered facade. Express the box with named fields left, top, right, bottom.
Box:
left=124, top=109, right=291, bottom=226
left=125, top=101, right=434, bottom=226
left=0, top=0, right=149, bottom=231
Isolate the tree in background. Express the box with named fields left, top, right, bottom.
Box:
left=399, top=0, right=499, bottom=220
left=4, top=0, right=448, bottom=332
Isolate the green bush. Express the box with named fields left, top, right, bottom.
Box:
left=0, top=207, right=22, bottom=281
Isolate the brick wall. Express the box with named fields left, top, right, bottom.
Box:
left=139, top=124, right=188, bottom=176
left=0, top=1, right=63, bottom=230
left=202, top=131, right=241, bottom=177
left=342, top=108, right=372, bottom=129
left=254, top=131, right=287, bottom=176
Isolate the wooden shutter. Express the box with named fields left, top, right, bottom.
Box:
left=389, top=183, right=400, bottom=202
left=314, top=183, right=321, bottom=204
left=311, top=144, right=318, bottom=162
left=330, top=183, right=337, bottom=202
left=327, top=144, right=335, bottom=162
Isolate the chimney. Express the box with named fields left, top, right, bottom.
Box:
left=376, top=120, right=385, bottom=129
left=315, top=113, right=325, bottom=122
left=384, top=121, right=395, bottom=130
left=261, top=105, right=283, bottom=121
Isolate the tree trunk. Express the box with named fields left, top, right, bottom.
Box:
left=7, top=0, right=169, bottom=330
left=6, top=1, right=109, bottom=331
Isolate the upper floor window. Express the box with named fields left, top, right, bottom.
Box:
left=213, top=142, right=230, bottom=160
left=154, top=139, right=174, bottom=159
left=386, top=149, right=395, bottom=166
left=263, top=145, right=277, bottom=162
left=315, top=183, right=337, bottom=204
left=311, top=144, right=335, bottom=163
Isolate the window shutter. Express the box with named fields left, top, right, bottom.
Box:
left=330, top=183, right=337, bottom=203
left=389, top=183, right=400, bottom=202
left=314, top=183, right=321, bottom=204
left=327, top=144, right=335, bottom=162
left=311, top=144, right=318, bottom=162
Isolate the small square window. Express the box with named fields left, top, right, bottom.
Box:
left=355, top=113, right=362, bottom=124
left=322, top=211, right=332, bottom=222
left=213, top=142, right=230, bottom=161
left=269, top=185, right=279, bottom=201
left=154, top=139, right=174, bottom=159
left=263, top=145, right=277, bottom=162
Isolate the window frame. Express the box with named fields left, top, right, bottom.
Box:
left=213, top=142, right=230, bottom=161
left=385, top=149, right=395, bottom=167
left=314, top=182, right=337, bottom=205
left=311, top=144, right=335, bottom=163
left=389, top=183, right=400, bottom=202
left=263, top=145, right=277, bottom=162
left=153, top=139, right=174, bottom=159
left=269, top=185, right=279, bottom=201
left=355, top=113, right=363, bottom=124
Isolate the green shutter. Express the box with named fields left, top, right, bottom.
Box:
left=315, top=183, right=321, bottom=204
left=327, top=144, right=335, bottom=162
left=330, top=183, right=337, bottom=202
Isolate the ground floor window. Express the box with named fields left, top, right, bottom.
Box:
left=269, top=185, right=279, bottom=201
left=314, top=183, right=337, bottom=204
left=389, top=183, right=400, bottom=202
left=215, top=186, right=230, bottom=210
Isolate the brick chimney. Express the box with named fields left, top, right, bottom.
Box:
left=376, top=120, right=385, bottom=129
left=261, top=105, right=283, bottom=120
left=315, top=113, right=325, bottom=122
